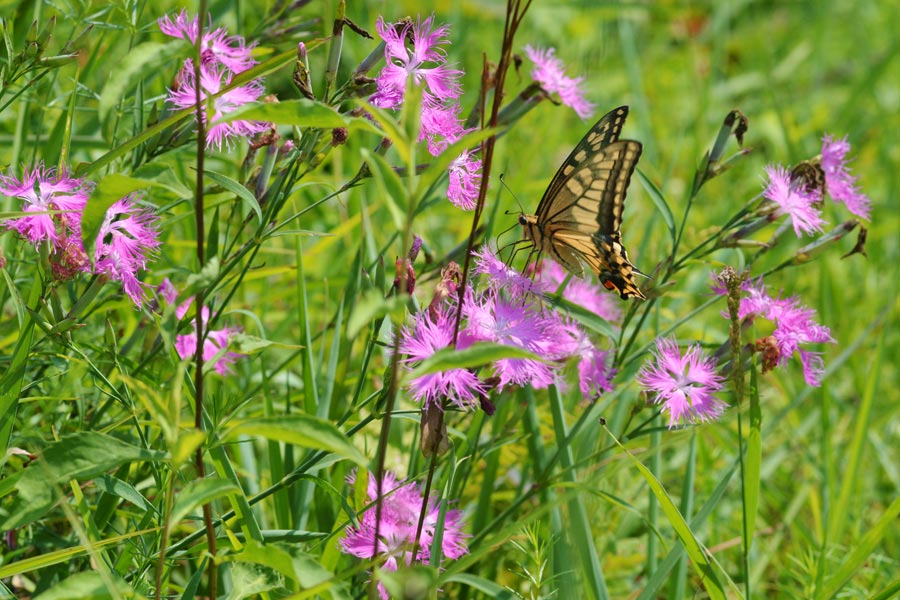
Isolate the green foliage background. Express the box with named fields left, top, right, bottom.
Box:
left=0, top=0, right=897, bottom=598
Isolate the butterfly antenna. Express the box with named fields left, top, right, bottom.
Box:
left=499, top=173, right=527, bottom=215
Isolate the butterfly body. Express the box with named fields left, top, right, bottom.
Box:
left=521, top=106, right=645, bottom=300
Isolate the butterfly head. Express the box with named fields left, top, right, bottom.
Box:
left=518, top=212, right=539, bottom=242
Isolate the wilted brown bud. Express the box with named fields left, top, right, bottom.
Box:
left=420, top=403, right=450, bottom=457
left=331, top=127, right=348, bottom=146
left=428, top=262, right=461, bottom=319
left=50, top=235, right=89, bottom=281
left=842, top=225, right=868, bottom=259
left=755, top=335, right=780, bottom=374
left=790, top=158, right=825, bottom=198
left=393, top=256, right=416, bottom=295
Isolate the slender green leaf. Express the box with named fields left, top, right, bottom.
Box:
left=361, top=147, right=407, bottom=231
left=668, top=433, right=697, bottom=599
left=0, top=272, right=41, bottom=454
left=636, top=169, right=675, bottom=244
left=204, top=414, right=264, bottom=543
left=227, top=540, right=347, bottom=594
left=358, top=102, right=410, bottom=162
left=231, top=333, right=303, bottom=354
left=168, top=479, right=239, bottom=529
left=609, top=429, right=728, bottom=600
left=171, top=430, right=206, bottom=468
left=224, top=415, right=367, bottom=467
left=405, top=342, right=542, bottom=382
left=95, top=475, right=157, bottom=515
left=444, top=573, right=516, bottom=598
left=205, top=169, right=262, bottom=225
left=32, top=571, right=137, bottom=600
left=827, top=329, right=882, bottom=542
left=544, top=295, right=616, bottom=338
left=548, top=385, right=608, bottom=600
left=346, top=288, right=408, bottom=338
left=818, top=493, right=900, bottom=599
left=0, top=528, right=156, bottom=578
left=0, top=433, right=166, bottom=529
left=869, top=578, right=900, bottom=600
left=214, top=99, right=377, bottom=135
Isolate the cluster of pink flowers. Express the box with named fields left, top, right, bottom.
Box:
left=762, top=135, right=871, bottom=236
left=1, top=165, right=160, bottom=307
left=524, top=45, right=595, bottom=119
left=159, top=10, right=268, bottom=149
left=398, top=248, right=619, bottom=410
left=158, top=279, right=245, bottom=375
left=719, top=276, right=835, bottom=386
left=340, top=470, right=468, bottom=599
left=639, top=271, right=836, bottom=428
left=370, top=15, right=482, bottom=210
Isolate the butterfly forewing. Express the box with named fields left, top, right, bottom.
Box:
left=538, top=106, right=631, bottom=212
left=522, top=105, right=646, bottom=300
left=540, top=139, right=642, bottom=236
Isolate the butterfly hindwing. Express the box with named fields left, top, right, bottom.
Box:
left=522, top=105, right=645, bottom=300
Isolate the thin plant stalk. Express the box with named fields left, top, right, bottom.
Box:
left=412, top=0, right=533, bottom=565
left=192, top=2, right=217, bottom=596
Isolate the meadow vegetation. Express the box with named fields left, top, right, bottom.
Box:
left=0, top=1, right=897, bottom=598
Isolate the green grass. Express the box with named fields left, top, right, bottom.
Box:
left=0, top=1, right=897, bottom=598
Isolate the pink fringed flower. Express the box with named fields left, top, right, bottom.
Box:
left=713, top=275, right=835, bottom=386
left=1, top=165, right=89, bottom=246
left=371, top=14, right=482, bottom=209
left=166, top=59, right=268, bottom=150
left=524, top=45, right=595, bottom=118
left=370, top=15, right=462, bottom=110
left=340, top=471, right=468, bottom=599
left=821, top=134, right=871, bottom=219
left=447, top=150, right=482, bottom=210
left=174, top=300, right=245, bottom=375
left=471, top=247, right=538, bottom=298
left=566, top=324, right=617, bottom=398
left=637, top=337, right=726, bottom=428
left=399, top=308, right=486, bottom=410
left=763, top=165, right=825, bottom=237
left=94, top=198, right=160, bottom=308
left=158, top=9, right=256, bottom=73
left=462, top=291, right=561, bottom=390
left=157, top=278, right=178, bottom=306
left=1, top=166, right=163, bottom=296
